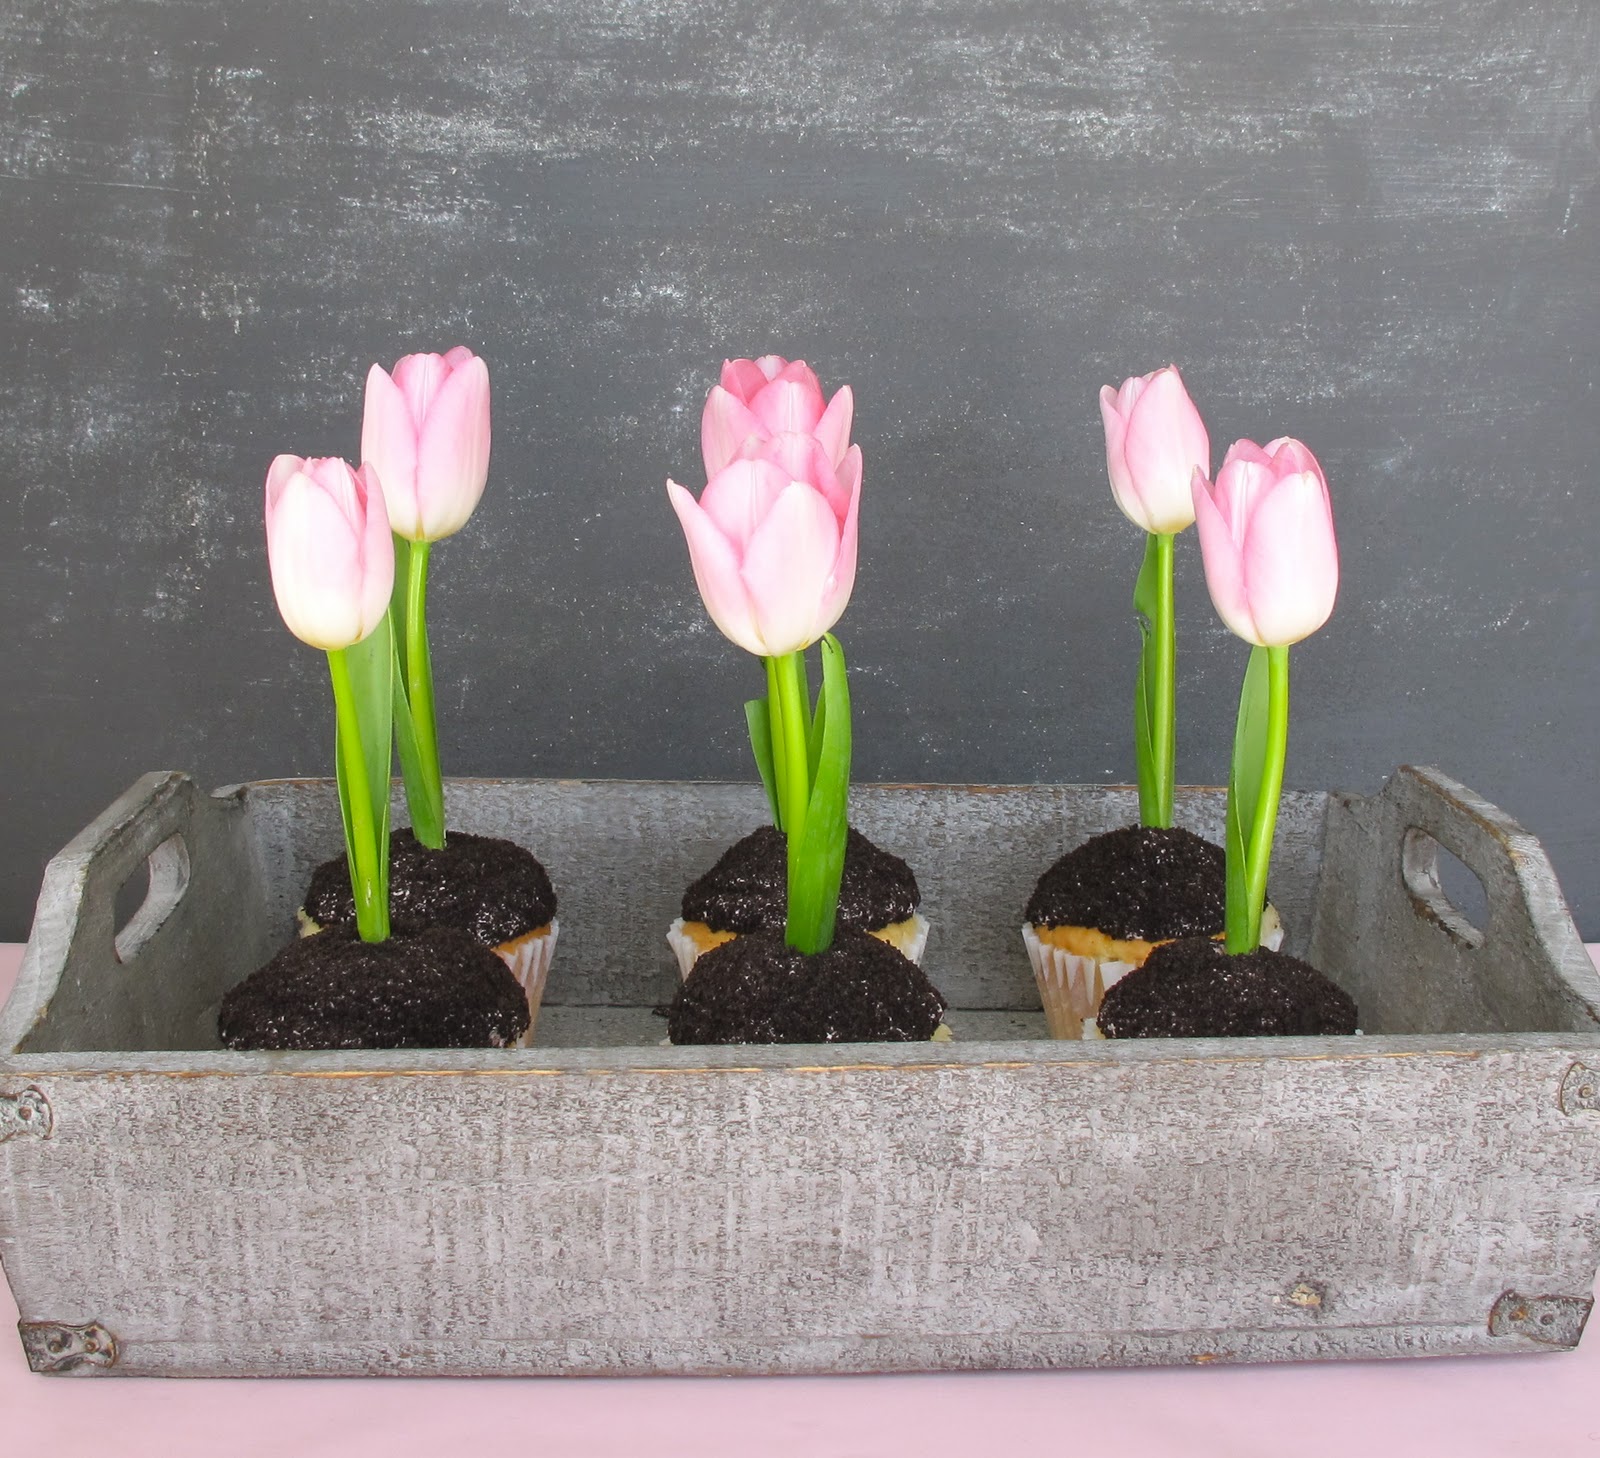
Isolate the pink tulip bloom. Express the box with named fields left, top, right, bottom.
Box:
left=1191, top=437, right=1339, bottom=647
left=361, top=346, right=491, bottom=542
left=264, top=455, right=395, bottom=651
left=702, top=355, right=854, bottom=479
left=668, top=433, right=862, bottom=658
left=1099, top=365, right=1210, bottom=534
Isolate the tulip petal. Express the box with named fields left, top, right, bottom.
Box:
left=753, top=355, right=788, bottom=382
left=264, top=453, right=304, bottom=516
left=1264, top=435, right=1324, bottom=483
left=392, top=352, right=446, bottom=424
left=1212, top=454, right=1275, bottom=545
left=830, top=443, right=862, bottom=529
left=814, top=385, right=854, bottom=468
left=701, top=385, right=766, bottom=477
left=266, top=471, right=367, bottom=650
left=354, top=464, right=396, bottom=637
left=721, top=357, right=770, bottom=403
left=741, top=432, right=851, bottom=520
left=1219, top=437, right=1274, bottom=473
left=699, top=457, right=791, bottom=552
left=413, top=354, right=491, bottom=539
left=441, top=344, right=478, bottom=370
left=1121, top=366, right=1208, bottom=533
left=667, top=479, right=766, bottom=656
left=750, top=374, right=825, bottom=437
left=1240, top=471, right=1339, bottom=645
left=1192, top=468, right=1262, bottom=644
left=814, top=449, right=861, bottom=632
left=739, top=480, right=842, bottom=655
left=362, top=364, right=422, bottom=538
left=769, top=357, right=822, bottom=396
left=304, top=456, right=364, bottom=534
left=1100, top=384, right=1139, bottom=527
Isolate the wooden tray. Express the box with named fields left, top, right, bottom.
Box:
left=2, top=769, right=1596, bottom=1375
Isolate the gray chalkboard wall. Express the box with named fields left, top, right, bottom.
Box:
left=1, top=0, right=1596, bottom=942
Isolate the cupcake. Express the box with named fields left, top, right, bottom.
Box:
left=220, top=919, right=529, bottom=1050
left=667, top=825, right=928, bottom=980
left=1021, top=824, right=1282, bottom=1040
left=669, top=925, right=946, bottom=1045
left=1097, top=936, right=1355, bottom=1039
left=299, top=828, right=558, bottom=1044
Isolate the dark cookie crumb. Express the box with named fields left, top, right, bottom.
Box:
left=1098, top=936, right=1358, bottom=1039
left=1025, top=825, right=1225, bottom=942
left=681, top=825, right=920, bottom=934
left=668, top=926, right=947, bottom=1044
left=304, top=828, right=556, bottom=945
left=218, top=920, right=530, bottom=1050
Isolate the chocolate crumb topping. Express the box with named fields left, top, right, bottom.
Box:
left=218, top=920, right=530, bottom=1050
left=1025, top=825, right=1225, bottom=941
left=668, top=926, right=947, bottom=1044
left=1099, top=936, right=1357, bottom=1039
left=681, top=825, right=919, bottom=933
left=304, top=828, right=556, bottom=945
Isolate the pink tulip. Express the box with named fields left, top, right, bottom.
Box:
left=361, top=346, right=491, bottom=542
left=701, top=355, right=854, bottom=479
left=1099, top=365, right=1210, bottom=534
left=264, top=456, right=395, bottom=651
left=668, top=432, right=862, bottom=658
left=1191, top=437, right=1339, bottom=647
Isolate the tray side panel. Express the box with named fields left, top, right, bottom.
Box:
left=4, top=1046, right=1597, bottom=1375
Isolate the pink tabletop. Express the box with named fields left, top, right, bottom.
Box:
left=4, top=941, right=1599, bottom=1458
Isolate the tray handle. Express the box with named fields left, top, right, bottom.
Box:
left=1309, top=765, right=1600, bottom=1034
left=2, top=772, right=251, bottom=1054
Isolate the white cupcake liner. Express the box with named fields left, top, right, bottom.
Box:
left=665, top=917, right=706, bottom=982
left=667, top=912, right=931, bottom=982
left=498, top=919, right=559, bottom=1048
left=1023, top=904, right=1284, bottom=1041
left=1021, top=926, right=1135, bottom=1041
left=897, top=912, right=932, bottom=967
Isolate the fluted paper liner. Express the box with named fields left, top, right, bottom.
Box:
left=1023, top=904, right=1284, bottom=1040
left=498, top=920, right=559, bottom=1048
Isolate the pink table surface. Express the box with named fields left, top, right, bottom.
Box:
left=4, top=943, right=1600, bottom=1458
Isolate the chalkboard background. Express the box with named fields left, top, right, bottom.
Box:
left=1, top=0, right=1596, bottom=942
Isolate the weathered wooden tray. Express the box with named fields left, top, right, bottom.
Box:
left=2, top=768, right=1598, bottom=1376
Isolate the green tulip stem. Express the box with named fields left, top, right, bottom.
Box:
left=764, top=655, right=788, bottom=832
left=327, top=647, right=390, bottom=943
left=1133, top=530, right=1176, bottom=829
left=772, top=649, right=811, bottom=850
left=1227, top=645, right=1290, bottom=954
left=403, top=540, right=445, bottom=848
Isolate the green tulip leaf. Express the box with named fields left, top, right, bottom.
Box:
left=389, top=533, right=413, bottom=678
left=807, top=649, right=827, bottom=787
left=398, top=540, right=445, bottom=848
left=786, top=633, right=851, bottom=955
left=798, top=643, right=814, bottom=748
left=392, top=622, right=444, bottom=848
left=744, top=696, right=782, bottom=829
left=1224, top=644, right=1270, bottom=953
left=329, top=616, right=394, bottom=941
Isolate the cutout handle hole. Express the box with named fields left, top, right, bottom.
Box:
left=1401, top=827, right=1487, bottom=949
left=113, top=833, right=191, bottom=964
